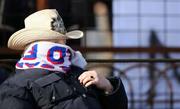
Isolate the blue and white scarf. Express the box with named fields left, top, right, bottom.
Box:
left=16, top=41, right=87, bottom=73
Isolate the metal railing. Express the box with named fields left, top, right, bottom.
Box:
left=0, top=58, right=180, bottom=109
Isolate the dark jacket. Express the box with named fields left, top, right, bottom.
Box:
left=0, top=66, right=128, bottom=109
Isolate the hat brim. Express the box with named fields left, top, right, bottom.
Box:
left=8, top=28, right=83, bottom=50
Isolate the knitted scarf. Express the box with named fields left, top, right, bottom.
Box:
left=16, top=41, right=87, bottom=73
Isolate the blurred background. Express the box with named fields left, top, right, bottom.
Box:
left=0, top=0, right=180, bottom=109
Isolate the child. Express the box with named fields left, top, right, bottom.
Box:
left=0, top=9, right=127, bottom=109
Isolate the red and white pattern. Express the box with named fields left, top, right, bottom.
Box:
left=16, top=41, right=87, bottom=73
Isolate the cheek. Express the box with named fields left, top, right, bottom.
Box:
left=57, top=39, right=66, bottom=44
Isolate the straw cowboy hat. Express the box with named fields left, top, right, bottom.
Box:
left=8, top=9, right=83, bottom=50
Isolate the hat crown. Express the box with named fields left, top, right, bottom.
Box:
left=8, top=9, right=83, bottom=50
left=24, top=9, right=66, bottom=34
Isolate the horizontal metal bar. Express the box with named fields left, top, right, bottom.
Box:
left=87, top=59, right=180, bottom=63
left=1, top=59, right=180, bottom=63
left=1, top=47, right=180, bottom=56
